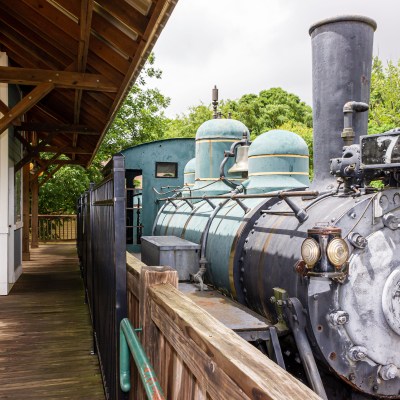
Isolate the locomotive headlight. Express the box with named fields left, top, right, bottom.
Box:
left=301, top=238, right=321, bottom=267
left=327, top=238, right=349, bottom=268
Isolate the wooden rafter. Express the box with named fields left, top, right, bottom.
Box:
left=73, top=0, right=94, bottom=159
left=0, top=99, right=21, bottom=125
left=0, top=67, right=118, bottom=92
left=0, top=0, right=178, bottom=170
left=14, top=135, right=52, bottom=171
left=38, top=164, right=62, bottom=188
left=0, top=83, right=54, bottom=135
left=40, top=146, right=92, bottom=154
left=15, top=123, right=99, bottom=135
left=0, top=99, right=10, bottom=115
left=48, top=160, right=86, bottom=166
left=96, top=0, right=149, bottom=37
left=30, top=151, right=64, bottom=181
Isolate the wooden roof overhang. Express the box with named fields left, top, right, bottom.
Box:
left=0, top=0, right=177, bottom=175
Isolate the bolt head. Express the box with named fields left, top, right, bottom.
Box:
left=330, top=311, right=349, bottom=325
left=380, top=364, right=398, bottom=381
left=348, top=346, right=368, bottom=361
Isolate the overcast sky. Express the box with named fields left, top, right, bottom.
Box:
left=149, top=0, right=399, bottom=118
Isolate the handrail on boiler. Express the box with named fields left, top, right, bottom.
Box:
left=119, top=318, right=165, bottom=399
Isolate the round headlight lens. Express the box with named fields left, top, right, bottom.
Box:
left=301, top=238, right=320, bottom=267
left=327, top=238, right=349, bottom=268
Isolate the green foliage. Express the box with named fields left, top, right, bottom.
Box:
left=369, top=57, right=400, bottom=133
left=39, top=166, right=91, bottom=214
left=164, top=87, right=312, bottom=139
left=163, top=104, right=212, bottom=138
left=221, top=88, right=312, bottom=137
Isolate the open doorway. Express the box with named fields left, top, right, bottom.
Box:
left=125, top=169, right=143, bottom=251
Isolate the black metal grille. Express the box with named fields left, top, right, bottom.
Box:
left=77, top=155, right=127, bottom=400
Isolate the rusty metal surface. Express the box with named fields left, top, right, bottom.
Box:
left=179, top=283, right=272, bottom=331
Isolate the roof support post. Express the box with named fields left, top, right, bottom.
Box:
left=30, top=175, right=39, bottom=249
left=22, top=163, right=30, bottom=261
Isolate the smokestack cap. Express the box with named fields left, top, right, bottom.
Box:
left=309, top=15, right=377, bottom=36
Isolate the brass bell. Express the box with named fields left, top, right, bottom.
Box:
left=228, top=145, right=249, bottom=174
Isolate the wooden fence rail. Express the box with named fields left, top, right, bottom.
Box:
left=126, top=253, right=321, bottom=400
left=30, top=214, right=77, bottom=241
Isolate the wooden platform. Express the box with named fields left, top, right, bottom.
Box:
left=0, top=243, right=104, bottom=399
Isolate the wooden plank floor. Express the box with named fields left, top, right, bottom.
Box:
left=0, top=243, right=104, bottom=399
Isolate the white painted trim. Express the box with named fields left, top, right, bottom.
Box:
left=0, top=282, right=8, bottom=296
left=8, top=160, right=15, bottom=286
left=0, top=52, right=9, bottom=295
left=10, top=263, right=22, bottom=285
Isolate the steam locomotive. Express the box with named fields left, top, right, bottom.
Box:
left=150, top=16, right=400, bottom=399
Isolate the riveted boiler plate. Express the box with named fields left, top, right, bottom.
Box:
left=339, top=228, right=400, bottom=366
left=382, top=269, right=400, bottom=336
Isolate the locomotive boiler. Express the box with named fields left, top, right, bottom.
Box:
left=152, top=16, right=400, bottom=399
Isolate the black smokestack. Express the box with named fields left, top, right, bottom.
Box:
left=309, top=16, right=376, bottom=189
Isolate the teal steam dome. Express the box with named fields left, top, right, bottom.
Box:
left=192, top=118, right=250, bottom=196
left=196, top=118, right=249, bottom=140
left=245, top=129, right=310, bottom=193
left=183, top=158, right=196, bottom=187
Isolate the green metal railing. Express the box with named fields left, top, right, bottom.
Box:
left=119, top=318, right=165, bottom=399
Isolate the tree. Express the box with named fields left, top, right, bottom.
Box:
left=164, top=87, right=312, bottom=139
left=163, top=104, right=212, bottom=138
left=38, top=165, right=91, bottom=214
left=369, top=57, right=400, bottom=133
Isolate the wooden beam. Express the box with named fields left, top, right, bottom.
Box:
left=47, top=160, right=86, bottom=166
left=30, top=152, right=63, bottom=181
left=0, top=99, right=21, bottom=125
left=31, top=176, right=39, bottom=249
left=22, top=163, right=30, bottom=261
left=40, top=146, right=92, bottom=154
left=14, top=130, right=33, bottom=151
left=15, top=149, right=39, bottom=172
left=0, top=83, right=54, bottom=135
left=74, top=0, right=94, bottom=159
left=14, top=137, right=50, bottom=172
left=31, top=129, right=39, bottom=250
left=0, top=67, right=118, bottom=92
left=15, top=123, right=99, bottom=135
left=96, top=0, right=149, bottom=37
left=0, top=99, right=10, bottom=116
left=38, top=165, right=62, bottom=188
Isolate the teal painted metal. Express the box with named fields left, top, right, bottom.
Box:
left=121, top=138, right=195, bottom=253
left=182, top=158, right=195, bottom=196
left=154, top=198, right=264, bottom=294
left=244, top=130, right=310, bottom=194
left=119, top=318, right=165, bottom=399
left=154, top=129, right=311, bottom=296
left=192, top=119, right=250, bottom=196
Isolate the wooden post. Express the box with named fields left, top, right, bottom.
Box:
left=138, top=266, right=178, bottom=400
left=22, top=163, right=30, bottom=260
left=30, top=176, right=38, bottom=248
